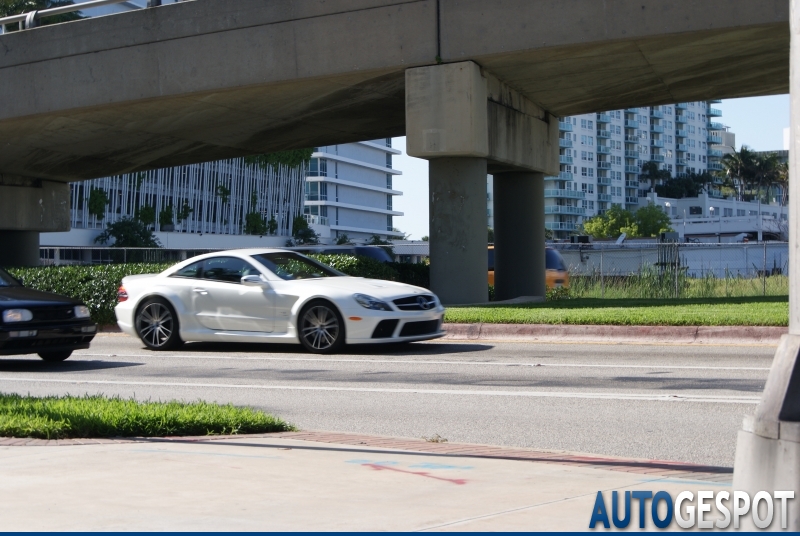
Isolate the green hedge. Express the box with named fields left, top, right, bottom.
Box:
left=10, top=257, right=430, bottom=325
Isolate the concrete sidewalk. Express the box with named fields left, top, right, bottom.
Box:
left=0, top=431, right=732, bottom=531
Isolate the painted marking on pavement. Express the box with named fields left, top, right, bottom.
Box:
left=75, top=353, right=771, bottom=371
left=0, top=376, right=761, bottom=404
left=363, top=463, right=468, bottom=485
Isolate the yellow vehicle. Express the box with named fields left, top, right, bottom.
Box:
left=487, top=246, right=569, bottom=289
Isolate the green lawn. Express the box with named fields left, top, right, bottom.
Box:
left=444, top=296, right=788, bottom=327
left=0, top=394, right=295, bottom=440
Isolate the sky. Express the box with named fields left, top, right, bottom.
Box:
left=391, top=95, right=791, bottom=241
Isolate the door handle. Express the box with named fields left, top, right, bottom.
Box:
left=192, top=287, right=208, bottom=295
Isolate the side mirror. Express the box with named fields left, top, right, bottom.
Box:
left=241, top=274, right=269, bottom=287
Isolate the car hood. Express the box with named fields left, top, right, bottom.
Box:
left=280, top=277, right=433, bottom=300
left=0, top=286, right=82, bottom=307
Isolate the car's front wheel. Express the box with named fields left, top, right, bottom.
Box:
left=38, top=351, right=72, bottom=362
left=135, top=297, right=182, bottom=350
left=298, top=300, right=345, bottom=354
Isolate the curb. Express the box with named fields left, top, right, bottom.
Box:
left=442, top=323, right=787, bottom=345
left=0, top=430, right=733, bottom=483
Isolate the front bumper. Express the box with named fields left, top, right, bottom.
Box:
left=0, top=321, right=97, bottom=356
left=343, top=307, right=446, bottom=345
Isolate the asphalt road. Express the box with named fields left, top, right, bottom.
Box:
left=0, top=334, right=775, bottom=467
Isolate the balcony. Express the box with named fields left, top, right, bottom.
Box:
left=624, top=119, right=639, bottom=129
left=676, top=103, right=688, bottom=110
left=303, top=214, right=329, bottom=226
left=559, top=171, right=574, bottom=181
left=708, top=107, right=723, bottom=117
left=675, top=114, right=687, bottom=124
left=675, top=129, right=688, bottom=138
left=597, top=176, right=611, bottom=185
left=707, top=121, right=725, bottom=131
left=651, top=139, right=665, bottom=148
left=676, top=158, right=687, bottom=165
left=597, top=161, right=611, bottom=169
left=596, top=113, right=612, bottom=123
left=650, top=109, right=664, bottom=119
left=625, top=180, right=640, bottom=188
left=545, top=222, right=578, bottom=231
left=708, top=162, right=724, bottom=171
left=625, top=107, right=639, bottom=113
left=597, top=194, right=612, bottom=202
left=676, top=144, right=687, bottom=152
left=625, top=165, right=641, bottom=174
left=544, top=189, right=586, bottom=200
left=624, top=150, right=639, bottom=158
left=650, top=124, right=664, bottom=133
left=708, top=148, right=724, bottom=157
left=596, top=145, right=611, bottom=154
left=545, top=205, right=586, bottom=216
left=650, top=154, right=665, bottom=162
left=596, top=130, right=611, bottom=139
left=559, top=121, right=573, bottom=131
left=709, top=99, right=722, bottom=104
left=625, top=196, right=640, bottom=204
left=625, top=135, right=640, bottom=143
left=559, top=155, right=574, bottom=165
left=559, top=138, right=573, bottom=148
left=708, top=134, right=723, bottom=144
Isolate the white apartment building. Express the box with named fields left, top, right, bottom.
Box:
left=546, top=101, right=727, bottom=239
left=304, top=140, right=404, bottom=243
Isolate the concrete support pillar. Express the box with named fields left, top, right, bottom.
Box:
left=732, top=1, right=800, bottom=528
left=0, top=231, right=40, bottom=267
left=429, top=158, right=487, bottom=305
left=493, top=172, right=545, bottom=301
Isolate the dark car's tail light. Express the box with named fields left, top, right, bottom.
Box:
left=117, top=286, right=128, bottom=302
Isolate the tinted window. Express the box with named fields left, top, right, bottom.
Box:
left=202, top=257, right=261, bottom=283
left=0, top=268, right=20, bottom=287
left=487, top=248, right=495, bottom=270
left=353, top=247, right=393, bottom=263
left=546, top=249, right=566, bottom=271
left=253, top=252, right=342, bottom=281
left=171, top=260, right=203, bottom=279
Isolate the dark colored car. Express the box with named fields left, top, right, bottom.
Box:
left=0, top=268, right=97, bottom=361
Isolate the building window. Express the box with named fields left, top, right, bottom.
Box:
left=386, top=174, right=392, bottom=190
left=304, top=182, right=327, bottom=201
left=308, top=158, right=327, bottom=177
left=386, top=154, right=392, bottom=168
left=387, top=194, right=392, bottom=210
left=737, top=209, right=746, bottom=217
left=689, top=206, right=703, bottom=215
left=387, top=215, right=393, bottom=231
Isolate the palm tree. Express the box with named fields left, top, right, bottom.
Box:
left=639, top=161, right=670, bottom=193
left=0, top=0, right=83, bottom=30
left=721, top=146, right=759, bottom=201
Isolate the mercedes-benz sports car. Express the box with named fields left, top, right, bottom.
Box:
left=115, top=249, right=445, bottom=354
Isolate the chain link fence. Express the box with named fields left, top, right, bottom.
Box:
left=556, top=242, right=789, bottom=299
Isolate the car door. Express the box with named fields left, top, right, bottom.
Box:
left=192, top=256, right=273, bottom=333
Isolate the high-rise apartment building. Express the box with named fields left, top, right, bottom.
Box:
left=546, top=101, right=725, bottom=238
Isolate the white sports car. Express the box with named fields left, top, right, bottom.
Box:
left=115, top=249, right=445, bottom=353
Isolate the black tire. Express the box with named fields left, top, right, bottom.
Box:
left=135, top=297, right=183, bottom=351
left=37, top=350, right=72, bottom=362
left=298, top=300, right=346, bottom=354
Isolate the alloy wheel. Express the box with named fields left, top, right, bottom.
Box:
left=300, top=305, right=340, bottom=351
left=137, top=302, right=175, bottom=348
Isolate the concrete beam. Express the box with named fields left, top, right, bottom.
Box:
left=0, top=175, right=70, bottom=232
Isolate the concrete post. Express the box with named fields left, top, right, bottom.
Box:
left=0, top=231, right=39, bottom=267
left=731, top=1, right=800, bottom=528
left=493, top=172, right=545, bottom=301
left=429, top=158, right=488, bottom=305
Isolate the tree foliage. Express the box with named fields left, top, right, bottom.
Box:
left=655, top=172, right=712, bottom=199
left=245, top=149, right=314, bottom=171
left=87, top=188, right=108, bottom=220
left=722, top=146, right=788, bottom=204
left=95, top=218, right=161, bottom=248
left=582, top=204, right=673, bottom=239
left=136, top=204, right=156, bottom=227
left=291, top=215, right=319, bottom=245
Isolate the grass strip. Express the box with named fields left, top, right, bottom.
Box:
left=0, top=393, right=295, bottom=440
left=444, top=296, right=788, bottom=327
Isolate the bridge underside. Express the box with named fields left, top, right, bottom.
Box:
left=0, top=0, right=789, bottom=182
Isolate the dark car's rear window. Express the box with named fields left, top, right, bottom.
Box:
left=0, top=268, right=20, bottom=287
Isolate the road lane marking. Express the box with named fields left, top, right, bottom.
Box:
left=75, top=353, right=771, bottom=371
left=0, top=377, right=761, bottom=404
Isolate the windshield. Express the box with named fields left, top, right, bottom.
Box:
left=252, top=252, right=343, bottom=281
left=0, top=268, right=20, bottom=287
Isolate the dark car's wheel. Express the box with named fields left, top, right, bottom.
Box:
left=135, top=297, right=182, bottom=350
left=298, top=300, right=345, bottom=354
left=37, top=350, right=72, bottom=362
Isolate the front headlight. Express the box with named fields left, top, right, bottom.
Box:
left=354, top=294, right=392, bottom=311
left=2, top=309, right=33, bottom=323
left=74, top=305, right=91, bottom=319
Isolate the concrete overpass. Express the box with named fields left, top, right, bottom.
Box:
left=1, top=0, right=798, bottom=519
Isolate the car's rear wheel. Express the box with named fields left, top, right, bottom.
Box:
left=298, top=300, right=345, bottom=354
left=37, top=350, right=72, bottom=362
left=135, top=297, right=182, bottom=350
